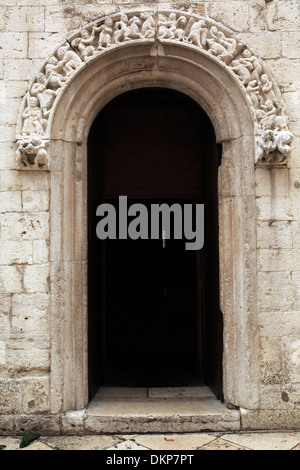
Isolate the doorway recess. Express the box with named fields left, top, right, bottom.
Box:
left=88, top=88, right=223, bottom=402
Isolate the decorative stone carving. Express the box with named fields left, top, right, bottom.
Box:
left=16, top=9, right=293, bottom=169
left=256, top=130, right=294, bottom=165
left=16, top=137, right=49, bottom=170
left=21, top=95, right=47, bottom=136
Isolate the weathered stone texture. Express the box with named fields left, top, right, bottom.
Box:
left=0, top=0, right=299, bottom=432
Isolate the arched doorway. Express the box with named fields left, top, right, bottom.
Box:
left=88, top=88, right=223, bottom=400
left=44, top=27, right=262, bottom=413
left=17, top=9, right=293, bottom=415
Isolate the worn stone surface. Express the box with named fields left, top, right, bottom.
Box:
left=1, top=431, right=300, bottom=450
left=0, top=0, right=299, bottom=433
left=85, top=395, right=241, bottom=433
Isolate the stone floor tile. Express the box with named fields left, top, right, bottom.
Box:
left=21, top=441, right=53, bottom=450
left=0, top=437, right=52, bottom=451
left=292, top=443, right=300, bottom=450
left=107, top=439, right=149, bottom=450
left=133, top=433, right=217, bottom=450
left=0, top=438, right=18, bottom=450
left=0, top=438, right=23, bottom=451
left=41, top=435, right=122, bottom=450
left=200, top=438, right=250, bottom=450
left=221, top=432, right=300, bottom=451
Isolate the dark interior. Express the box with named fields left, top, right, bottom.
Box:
left=104, top=199, right=200, bottom=387
left=88, top=88, right=223, bottom=397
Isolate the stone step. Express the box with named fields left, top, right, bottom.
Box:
left=85, top=388, right=241, bottom=433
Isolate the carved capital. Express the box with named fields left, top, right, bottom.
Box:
left=16, top=137, right=49, bottom=170
left=256, top=130, right=294, bottom=166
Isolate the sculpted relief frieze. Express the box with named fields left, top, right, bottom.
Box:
left=16, top=10, right=293, bottom=169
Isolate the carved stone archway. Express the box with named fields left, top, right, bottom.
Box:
left=16, top=9, right=293, bottom=170
left=15, top=10, right=293, bottom=413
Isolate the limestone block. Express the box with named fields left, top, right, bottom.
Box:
left=14, top=414, right=60, bottom=435
left=289, top=136, right=300, bottom=169
left=0, top=33, right=28, bottom=59
left=249, top=0, right=267, bottom=32
left=0, top=212, right=49, bottom=240
left=255, top=168, right=289, bottom=197
left=282, top=336, right=300, bottom=384
left=256, top=196, right=292, bottom=221
left=0, top=294, right=11, bottom=334
left=0, top=379, right=22, bottom=414
left=0, top=191, right=21, bottom=212
left=289, top=168, right=300, bottom=196
left=0, top=341, right=6, bottom=365
left=292, top=222, right=300, bottom=248
left=265, top=1, right=278, bottom=32
left=6, top=347, right=50, bottom=373
left=257, top=248, right=293, bottom=272
left=257, top=220, right=293, bottom=249
left=33, top=239, right=49, bottom=264
left=0, top=7, right=6, bottom=31
left=282, top=91, right=300, bottom=125
left=206, top=1, right=249, bottom=32
left=11, top=293, right=49, bottom=335
left=0, top=170, right=48, bottom=191
left=241, top=408, right=300, bottom=430
left=16, top=0, right=46, bottom=5
left=0, top=339, right=7, bottom=362
left=44, top=6, right=75, bottom=32
left=28, top=32, right=67, bottom=59
left=61, top=409, right=86, bottom=435
left=281, top=384, right=300, bottom=409
left=0, top=125, right=16, bottom=143
left=5, top=6, right=45, bottom=32
left=0, top=98, right=21, bottom=125
left=0, top=81, right=5, bottom=100
left=258, top=271, right=293, bottom=311
left=260, top=336, right=283, bottom=385
left=23, top=264, right=49, bottom=293
left=291, top=250, right=300, bottom=271
left=266, top=0, right=300, bottom=32
left=259, top=310, right=300, bottom=338
left=22, top=191, right=49, bottom=212
left=45, top=5, right=109, bottom=33
left=258, top=247, right=300, bottom=272
left=289, top=169, right=300, bottom=216
left=0, top=240, right=32, bottom=265
left=4, top=81, right=28, bottom=100
left=0, top=265, right=22, bottom=294
left=282, top=33, right=300, bottom=59
left=3, top=58, right=41, bottom=82
left=21, top=377, right=50, bottom=413
left=260, top=385, right=291, bottom=410
left=238, top=32, right=281, bottom=59
left=0, top=415, right=14, bottom=435
left=265, top=59, right=300, bottom=93
left=291, top=271, right=300, bottom=310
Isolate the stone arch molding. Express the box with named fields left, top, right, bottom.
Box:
left=16, top=9, right=293, bottom=170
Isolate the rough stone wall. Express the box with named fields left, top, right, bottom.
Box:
left=0, top=0, right=299, bottom=433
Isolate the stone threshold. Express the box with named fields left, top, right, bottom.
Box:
left=85, top=386, right=241, bottom=433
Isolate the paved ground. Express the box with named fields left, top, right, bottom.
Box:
left=1, top=431, right=300, bottom=450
